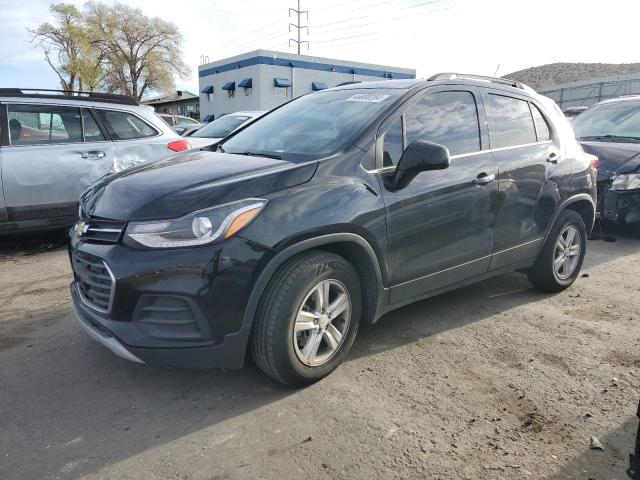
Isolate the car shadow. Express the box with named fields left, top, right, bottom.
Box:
left=547, top=415, right=639, bottom=480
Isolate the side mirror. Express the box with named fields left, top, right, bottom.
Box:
left=389, top=140, right=450, bottom=189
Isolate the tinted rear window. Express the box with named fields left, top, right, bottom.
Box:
left=486, top=94, right=537, bottom=148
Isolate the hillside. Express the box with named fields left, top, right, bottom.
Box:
left=504, top=62, right=640, bottom=90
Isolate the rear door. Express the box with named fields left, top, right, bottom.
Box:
left=481, top=89, right=559, bottom=269
left=95, top=108, right=171, bottom=170
left=2, top=103, right=115, bottom=224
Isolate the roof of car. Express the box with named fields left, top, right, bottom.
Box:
left=0, top=88, right=138, bottom=106
left=594, top=95, right=640, bottom=106
left=329, top=73, right=536, bottom=96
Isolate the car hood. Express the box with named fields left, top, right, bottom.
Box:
left=580, top=141, right=640, bottom=181
left=188, top=137, right=223, bottom=149
left=82, top=150, right=317, bottom=221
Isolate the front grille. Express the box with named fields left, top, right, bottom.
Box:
left=72, top=252, right=114, bottom=312
left=79, top=217, right=126, bottom=244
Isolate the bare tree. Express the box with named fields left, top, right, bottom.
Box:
left=85, top=1, right=190, bottom=100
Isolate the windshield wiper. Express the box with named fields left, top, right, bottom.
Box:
left=237, top=151, right=282, bottom=160
left=579, top=134, right=640, bottom=142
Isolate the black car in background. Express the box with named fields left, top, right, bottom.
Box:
left=573, top=96, right=640, bottom=224
left=69, top=74, right=596, bottom=386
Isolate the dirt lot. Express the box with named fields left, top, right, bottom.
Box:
left=0, top=227, right=638, bottom=479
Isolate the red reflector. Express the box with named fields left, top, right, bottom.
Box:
left=167, top=139, right=191, bottom=152
left=591, top=157, right=599, bottom=170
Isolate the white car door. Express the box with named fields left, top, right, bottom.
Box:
left=2, top=103, right=115, bottom=224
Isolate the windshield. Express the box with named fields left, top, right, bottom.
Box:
left=573, top=101, right=640, bottom=140
left=221, top=89, right=403, bottom=161
left=193, top=115, right=251, bottom=138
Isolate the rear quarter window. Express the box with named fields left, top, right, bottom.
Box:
left=96, top=110, right=158, bottom=140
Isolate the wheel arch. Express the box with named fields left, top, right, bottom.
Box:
left=545, top=194, right=596, bottom=239
left=241, top=233, right=386, bottom=333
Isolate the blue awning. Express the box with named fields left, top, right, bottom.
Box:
left=222, top=81, right=236, bottom=91
left=202, top=114, right=215, bottom=123
left=238, top=78, right=252, bottom=88
left=201, top=85, right=214, bottom=94
left=312, top=82, right=328, bottom=91
left=274, top=78, right=292, bottom=88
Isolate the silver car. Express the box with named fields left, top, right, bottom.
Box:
left=0, top=89, right=190, bottom=232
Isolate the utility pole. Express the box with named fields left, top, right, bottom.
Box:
left=289, top=0, right=309, bottom=54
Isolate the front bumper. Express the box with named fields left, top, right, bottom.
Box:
left=69, top=235, right=274, bottom=369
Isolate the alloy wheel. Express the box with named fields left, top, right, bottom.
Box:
left=553, top=225, right=581, bottom=280
left=293, top=279, right=351, bottom=367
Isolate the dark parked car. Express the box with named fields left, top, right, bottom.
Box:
left=69, top=74, right=596, bottom=386
left=573, top=96, right=640, bottom=224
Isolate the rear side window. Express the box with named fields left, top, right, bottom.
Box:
left=405, top=91, right=481, bottom=156
left=7, top=104, right=83, bottom=145
left=96, top=110, right=157, bottom=140
left=82, top=110, right=105, bottom=142
left=486, top=94, right=537, bottom=148
left=530, top=104, right=551, bottom=141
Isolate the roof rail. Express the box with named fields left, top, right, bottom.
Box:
left=0, top=88, right=139, bottom=106
left=427, top=73, right=532, bottom=91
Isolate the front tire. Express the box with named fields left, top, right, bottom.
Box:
left=528, top=210, right=587, bottom=292
left=250, top=250, right=362, bottom=387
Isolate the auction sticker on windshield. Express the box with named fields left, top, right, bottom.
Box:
left=345, top=93, right=391, bottom=103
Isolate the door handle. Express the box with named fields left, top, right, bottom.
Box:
left=81, top=151, right=106, bottom=159
left=474, top=173, right=495, bottom=185
left=547, top=152, right=559, bottom=164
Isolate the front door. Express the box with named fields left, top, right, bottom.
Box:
left=379, top=87, right=499, bottom=304
left=2, top=103, right=115, bottom=225
left=480, top=89, right=559, bottom=269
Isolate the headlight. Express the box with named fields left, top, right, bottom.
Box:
left=125, top=199, right=267, bottom=248
left=611, top=174, right=640, bottom=190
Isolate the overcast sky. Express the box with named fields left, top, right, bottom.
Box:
left=2, top=0, right=640, bottom=97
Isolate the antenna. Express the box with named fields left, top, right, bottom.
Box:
left=289, top=0, right=309, bottom=54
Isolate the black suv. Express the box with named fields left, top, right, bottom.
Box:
left=69, top=74, right=596, bottom=386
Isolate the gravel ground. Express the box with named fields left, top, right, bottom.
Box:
left=0, top=226, right=638, bottom=479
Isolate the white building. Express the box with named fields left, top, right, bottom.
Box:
left=198, top=49, right=416, bottom=121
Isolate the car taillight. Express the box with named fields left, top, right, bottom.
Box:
left=167, top=139, right=191, bottom=152
left=585, top=153, right=598, bottom=175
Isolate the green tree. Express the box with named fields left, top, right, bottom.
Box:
left=85, top=1, right=189, bottom=100
left=31, top=3, right=88, bottom=93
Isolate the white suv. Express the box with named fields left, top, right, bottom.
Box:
left=0, top=89, right=191, bottom=233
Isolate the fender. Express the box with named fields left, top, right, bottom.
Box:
left=240, top=233, right=386, bottom=330
left=543, top=193, right=596, bottom=242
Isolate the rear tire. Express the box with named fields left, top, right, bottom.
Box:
left=528, top=210, right=587, bottom=292
left=250, top=250, right=362, bottom=387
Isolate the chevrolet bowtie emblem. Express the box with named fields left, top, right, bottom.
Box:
left=74, top=221, right=89, bottom=236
